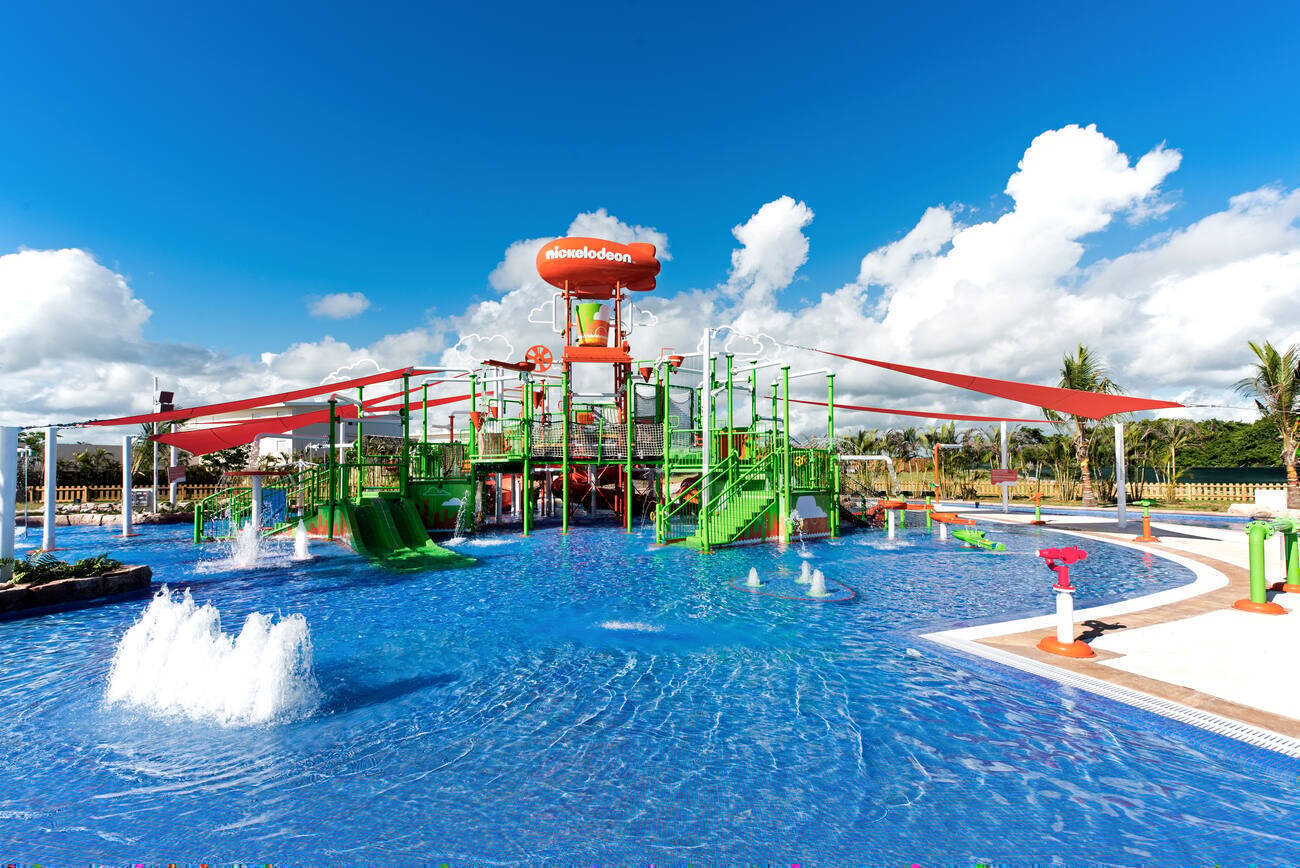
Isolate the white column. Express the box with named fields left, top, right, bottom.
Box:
left=999, top=420, right=1010, bottom=514
left=0, top=427, right=18, bottom=582
left=121, top=435, right=133, bottom=537
left=1054, top=586, right=1077, bottom=644
left=250, top=474, right=263, bottom=531
left=168, top=445, right=179, bottom=504
left=887, top=509, right=896, bottom=539
left=1114, top=422, right=1127, bottom=528
left=43, top=425, right=57, bottom=550
left=939, top=522, right=948, bottom=541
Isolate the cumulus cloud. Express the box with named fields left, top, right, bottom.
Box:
left=308, top=291, right=371, bottom=318
left=3, top=123, right=1298, bottom=440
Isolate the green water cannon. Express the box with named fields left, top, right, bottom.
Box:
left=952, top=528, right=1006, bottom=551
left=1131, top=499, right=1160, bottom=543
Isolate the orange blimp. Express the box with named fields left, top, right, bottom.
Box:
left=536, top=237, right=660, bottom=298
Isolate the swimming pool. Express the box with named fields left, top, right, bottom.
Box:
left=3, top=521, right=1299, bottom=864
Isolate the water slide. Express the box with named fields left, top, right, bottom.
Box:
left=345, top=496, right=472, bottom=569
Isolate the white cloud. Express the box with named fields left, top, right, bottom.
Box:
left=3, top=124, right=1298, bottom=440
left=726, top=196, right=814, bottom=307
left=308, top=291, right=371, bottom=318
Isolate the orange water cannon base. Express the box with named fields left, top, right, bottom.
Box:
left=1271, top=582, right=1300, bottom=594
left=1036, top=636, right=1096, bottom=658
left=1232, top=598, right=1288, bottom=615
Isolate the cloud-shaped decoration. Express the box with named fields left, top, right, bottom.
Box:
left=449, top=333, right=516, bottom=363
left=321, top=358, right=382, bottom=384
left=629, top=304, right=659, bottom=328
left=527, top=297, right=558, bottom=328
left=692, top=327, right=780, bottom=359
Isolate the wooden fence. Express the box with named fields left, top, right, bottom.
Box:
left=23, top=484, right=225, bottom=504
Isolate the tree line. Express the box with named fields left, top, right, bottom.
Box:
left=837, top=340, right=1300, bottom=509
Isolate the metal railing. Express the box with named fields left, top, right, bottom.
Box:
left=195, top=465, right=332, bottom=541
left=695, top=451, right=777, bottom=550
left=656, top=454, right=736, bottom=543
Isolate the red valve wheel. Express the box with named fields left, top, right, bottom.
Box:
left=525, top=345, right=553, bottom=372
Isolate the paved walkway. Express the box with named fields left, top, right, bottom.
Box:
left=925, top=510, right=1300, bottom=747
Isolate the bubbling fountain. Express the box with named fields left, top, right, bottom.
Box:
left=106, top=587, right=320, bottom=725
left=229, top=522, right=262, bottom=569
left=797, top=560, right=813, bottom=584
left=746, top=567, right=762, bottom=587
left=809, top=569, right=830, bottom=598
left=292, top=520, right=311, bottom=561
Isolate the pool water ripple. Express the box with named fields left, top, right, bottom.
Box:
left=1, top=522, right=1298, bottom=863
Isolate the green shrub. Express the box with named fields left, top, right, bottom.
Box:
left=3, top=551, right=124, bottom=586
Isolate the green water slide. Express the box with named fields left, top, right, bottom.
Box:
left=345, top=495, right=474, bottom=570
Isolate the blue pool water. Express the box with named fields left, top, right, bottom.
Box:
left=3, top=521, right=1299, bottom=865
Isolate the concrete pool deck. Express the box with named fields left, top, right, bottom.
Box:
left=924, top=511, right=1300, bottom=754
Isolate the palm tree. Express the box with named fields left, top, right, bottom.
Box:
left=1235, top=340, right=1300, bottom=509
left=1153, top=418, right=1198, bottom=500
left=1044, top=345, right=1123, bottom=508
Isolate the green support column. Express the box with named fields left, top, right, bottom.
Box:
left=828, top=373, right=839, bottom=539
left=356, top=387, right=364, bottom=464
left=561, top=366, right=571, bottom=535
left=522, top=377, right=534, bottom=537
left=662, top=362, right=672, bottom=507
left=421, top=383, right=429, bottom=477
left=400, top=372, right=411, bottom=497
left=625, top=372, right=634, bottom=533
left=327, top=398, right=337, bottom=540
left=781, top=365, right=791, bottom=545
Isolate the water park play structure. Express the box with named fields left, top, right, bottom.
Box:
left=0, top=233, right=1241, bottom=577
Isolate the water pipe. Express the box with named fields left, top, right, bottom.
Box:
left=1035, top=546, right=1094, bottom=658
left=1132, top=499, right=1159, bottom=543
left=839, top=454, right=899, bottom=496
left=1234, top=521, right=1287, bottom=615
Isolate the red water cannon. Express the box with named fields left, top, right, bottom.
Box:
left=1037, top=546, right=1087, bottom=590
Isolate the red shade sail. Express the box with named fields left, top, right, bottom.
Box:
left=153, top=392, right=476, bottom=456
left=85, top=367, right=413, bottom=427
left=791, top=399, right=1047, bottom=424
left=153, top=405, right=360, bottom=456
left=813, top=350, right=1181, bottom=420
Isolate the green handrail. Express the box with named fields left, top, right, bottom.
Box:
left=656, top=453, right=737, bottom=543
left=693, top=451, right=777, bottom=551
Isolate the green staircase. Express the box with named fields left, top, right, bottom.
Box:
left=657, top=453, right=778, bottom=551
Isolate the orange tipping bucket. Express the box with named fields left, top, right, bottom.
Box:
left=575, top=302, right=611, bottom=347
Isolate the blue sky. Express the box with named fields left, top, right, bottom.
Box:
left=1, top=1, right=1299, bottom=430
left=3, top=1, right=1296, bottom=354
